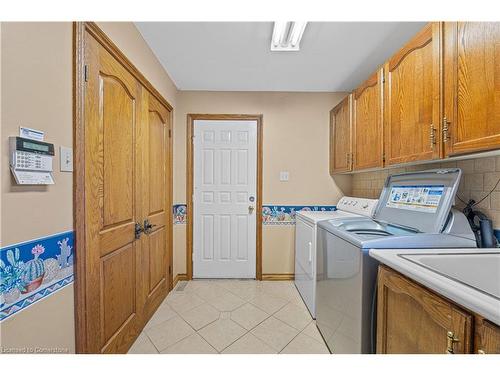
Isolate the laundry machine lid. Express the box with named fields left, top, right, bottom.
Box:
left=373, top=168, right=462, bottom=234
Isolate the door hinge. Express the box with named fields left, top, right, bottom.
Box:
left=168, top=129, right=172, bottom=138
left=382, top=152, right=386, bottom=163
left=83, top=64, right=88, bottom=82
left=168, top=265, right=172, bottom=275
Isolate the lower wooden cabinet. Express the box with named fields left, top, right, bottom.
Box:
left=376, top=265, right=500, bottom=354
left=475, top=316, right=500, bottom=354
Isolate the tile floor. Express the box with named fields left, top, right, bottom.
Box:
left=128, top=279, right=329, bottom=354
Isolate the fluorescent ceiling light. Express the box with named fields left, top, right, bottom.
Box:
left=271, top=21, right=307, bottom=51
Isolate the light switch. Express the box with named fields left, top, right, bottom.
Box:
left=279, top=171, right=289, bottom=181
left=60, top=146, right=73, bottom=172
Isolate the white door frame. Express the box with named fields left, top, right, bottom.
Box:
left=186, top=114, right=263, bottom=280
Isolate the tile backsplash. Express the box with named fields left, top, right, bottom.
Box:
left=352, top=156, right=500, bottom=228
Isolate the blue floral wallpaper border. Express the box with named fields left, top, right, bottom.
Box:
left=173, top=204, right=337, bottom=225
left=262, top=205, right=337, bottom=225
left=0, top=231, right=74, bottom=321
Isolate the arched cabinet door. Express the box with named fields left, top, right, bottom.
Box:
left=444, top=22, right=500, bottom=156
left=330, top=94, right=353, bottom=174
left=352, top=69, right=384, bottom=171
left=384, top=23, right=442, bottom=165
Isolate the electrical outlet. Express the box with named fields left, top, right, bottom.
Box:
left=280, top=171, right=289, bottom=181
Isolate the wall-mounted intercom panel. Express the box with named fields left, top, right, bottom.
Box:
left=9, top=136, right=55, bottom=184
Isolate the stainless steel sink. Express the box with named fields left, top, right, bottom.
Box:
left=400, top=252, right=500, bottom=299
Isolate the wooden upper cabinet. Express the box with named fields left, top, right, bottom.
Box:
left=443, top=22, right=500, bottom=156
left=329, top=95, right=352, bottom=174
left=384, top=23, right=441, bottom=165
left=352, top=70, right=384, bottom=170
left=377, top=266, right=473, bottom=354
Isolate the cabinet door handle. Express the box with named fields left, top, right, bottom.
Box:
left=478, top=349, right=486, bottom=354
left=446, top=331, right=460, bottom=354
left=430, top=124, right=436, bottom=149
left=442, top=116, right=451, bottom=143
left=308, top=242, right=312, bottom=263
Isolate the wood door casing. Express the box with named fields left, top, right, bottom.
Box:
left=377, top=266, right=473, bottom=354
left=444, top=22, right=500, bottom=156
left=352, top=70, right=384, bottom=170
left=141, top=92, right=172, bottom=322
left=329, top=95, right=352, bottom=174
left=384, top=23, right=442, bottom=165
left=84, top=32, right=142, bottom=353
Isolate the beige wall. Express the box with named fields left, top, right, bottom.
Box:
left=0, top=22, right=178, bottom=353
left=172, top=91, right=352, bottom=276
left=352, top=155, right=500, bottom=228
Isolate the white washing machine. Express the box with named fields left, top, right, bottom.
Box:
left=294, top=196, right=378, bottom=318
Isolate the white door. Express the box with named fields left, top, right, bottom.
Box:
left=193, top=120, right=257, bottom=278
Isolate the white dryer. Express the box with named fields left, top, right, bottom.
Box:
left=294, top=196, right=378, bottom=318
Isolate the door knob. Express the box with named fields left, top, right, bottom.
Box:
left=143, top=219, right=157, bottom=234
left=248, top=205, right=255, bottom=214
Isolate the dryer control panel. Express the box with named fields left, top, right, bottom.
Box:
left=337, top=196, right=378, bottom=217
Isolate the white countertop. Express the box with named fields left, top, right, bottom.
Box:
left=369, top=248, right=500, bottom=326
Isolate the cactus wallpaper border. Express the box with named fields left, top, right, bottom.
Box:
left=0, top=231, right=74, bottom=321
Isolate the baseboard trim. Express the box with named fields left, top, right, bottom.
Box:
left=173, top=273, right=188, bottom=288
left=261, top=273, right=295, bottom=281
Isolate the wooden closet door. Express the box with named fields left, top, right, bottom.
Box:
left=84, top=32, right=143, bottom=353
left=330, top=95, right=352, bottom=174
left=384, top=23, right=441, bottom=165
left=444, top=22, right=500, bottom=156
left=140, top=92, right=172, bottom=322
left=352, top=70, right=384, bottom=170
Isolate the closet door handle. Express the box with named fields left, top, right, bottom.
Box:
left=135, top=223, right=144, bottom=239
left=144, top=219, right=157, bottom=234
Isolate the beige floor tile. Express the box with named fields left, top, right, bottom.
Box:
left=288, top=290, right=309, bottom=306
left=280, top=333, right=330, bottom=354
left=301, top=321, right=324, bottom=343
left=179, top=303, right=220, bottom=330
left=145, top=316, right=195, bottom=351
left=251, top=316, right=299, bottom=351
left=230, top=303, right=269, bottom=330
left=218, top=281, right=262, bottom=301
left=161, top=333, right=217, bottom=354
left=127, top=333, right=158, bottom=354
left=207, top=291, right=246, bottom=312
left=198, top=318, right=247, bottom=352
left=191, top=283, right=228, bottom=301
left=183, top=280, right=213, bottom=292
left=166, top=291, right=205, bottom=313
left=274, top=302, right=312, bottom=331
left=222, top=333, right=277, bottom=354
left=249, top=291, right=288, bottom=314
left=144, top=301, right=178, bottom=330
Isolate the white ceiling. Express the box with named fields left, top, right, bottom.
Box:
left=135, top=22, right=427, bottom=92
